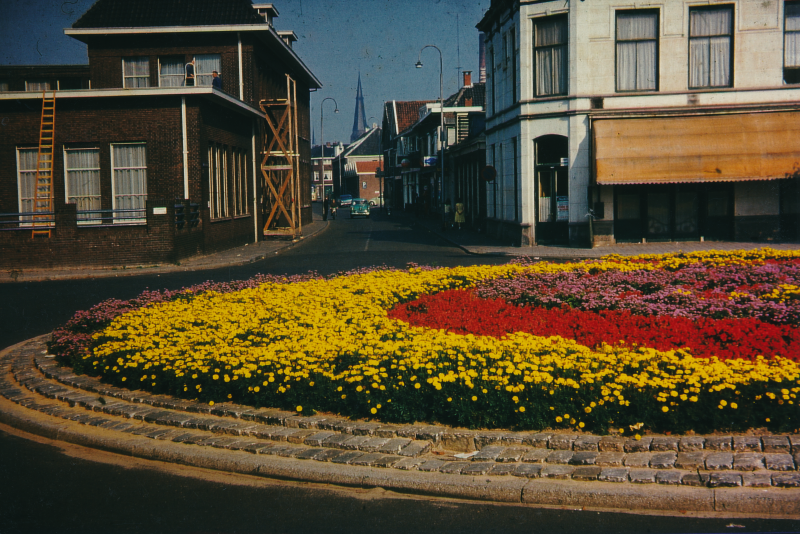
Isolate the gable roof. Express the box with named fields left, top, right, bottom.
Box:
left=342, top=127, right=381, bottom=157
left=73, top=0, right=263, bottom=28
left=394, top=100, right=433, bottom=135
left=444, top=82, right=486, bottom=109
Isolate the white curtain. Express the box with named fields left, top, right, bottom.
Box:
left=159, top=57, right=184, bottom=87
left=17, top=149, right=37, bottom=220
left=65, top=149, right=101, bottom=223
left=535, top=17, right=567, bottom=96
left=195, top=54, right=221, bottom=87
left=689, top=8, right=731, bottom=87
left=123, top=57, right=150, bottom=88
left=26, top=81, right=50, bottom=92
left=112, top=144, right=147, bottom=222
left=786, top=3, right=800, bottom=67
left=616, top=12, right=657, bottom=91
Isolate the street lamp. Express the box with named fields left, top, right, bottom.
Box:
left=416, top=45, right=445, bottom=220
left=320, top=97, right=338, bottom=204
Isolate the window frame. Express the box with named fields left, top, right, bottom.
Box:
left=110, top=143, right=148, bottom=224
left=63, top=147, right=102, bottom=225
left=615, top=9, right=660, bottom=93
left=25, top=80, right=51, bottom=92
left=785, top=0, right=800, bottom=84
left=16, top=147, right=38, bottom=225
left=122, top=57, right=150, bottom=88
left=533, top=14, right=568, bottom=97
left=208, top=142, right=229, bottom=220
left=688, top=4, right=734, bottom=89
left=194, top=54, right=221, bottom=87
left=158, top=56, right=185, bottom=87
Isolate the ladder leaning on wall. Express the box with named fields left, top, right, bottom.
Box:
left=32, top=90, right=56, bottom=238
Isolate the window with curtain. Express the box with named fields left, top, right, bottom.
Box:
left=26, top=80, right=50, bottom=92
left=123, top=57, right=150, bottom=88
left=16, top=148, right=38, bottom=223
left=689, top=5, right=733, bottom=88
left=65, top=148, right=101, bottom=225
left=159, top=57, right=185, bottom=87
left=195, top=54, right=221, bottom=87
left=112, top=144, right=147, bottom=223
left=786, top=1, right=800, bottom=84
left=534, top=15, right=568, bottom=96
left=0, top=81, right=9, bottom=91
left=209, top=143, right=229, bottom=219
left=232, top=148, right=248, bottom=216
left=616, top=10, right=658, bottom=92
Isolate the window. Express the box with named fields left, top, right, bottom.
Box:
left=534, top=16, right=568, bottom=96
left=208, top=142, right=228, bottom=219
left=232, top=148, right=248, bottom=216
left=159, top=57, right=185, bottom=87
left=616, top=11, right=658, bottom=91
left=123, top=57, right=150, bottom=88
left=488, top=46, right=495, bottom=114
left=689, top=5, right=733, bottom=88
left=16, top=148, right=38, bottom=223
left=65, top=148, right=101, bottom=224
left=786, top=1, right=800, bottom=83
left=111, top=144, right=147, bottom=223
left=26, top=80, right=50, bottom=92
left=195, top=54, right=221, bottom=87
left=0, top=81, right=9, bottom=91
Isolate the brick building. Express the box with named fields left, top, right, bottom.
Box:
left=0, top=0, right=320, bottom=269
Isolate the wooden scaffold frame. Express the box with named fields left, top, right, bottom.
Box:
left=259, top=75, right=302, bottom=239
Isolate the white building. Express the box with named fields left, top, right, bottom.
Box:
left=478, top=0, right=800, bottom=246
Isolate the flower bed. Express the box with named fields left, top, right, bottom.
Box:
left=50, top=249, right=800, bottom=435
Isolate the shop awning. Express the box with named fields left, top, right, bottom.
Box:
left=594, top=112, right=800, bottom=185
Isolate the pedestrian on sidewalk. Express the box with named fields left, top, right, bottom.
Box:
left=323, top=195, right=330, bottom=221
left=454, top=198, right=466, bottom=230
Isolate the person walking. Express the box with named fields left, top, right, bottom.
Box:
left=323, top=195, right=329, bottom=221
left=454, top=198, right=466, bottom=230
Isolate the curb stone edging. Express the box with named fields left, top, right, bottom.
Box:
left=2, top=338, right=800, bottom=517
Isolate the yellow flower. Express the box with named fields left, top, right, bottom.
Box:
left=209, top=401, right=214, bottom=406
left=415, top=383, right=421, bottom=389
left=662, top=406, right=669, bottom=412
left=555, top=416, right=563, bottom=423
left=519, top=406, right=526, bottom=413
left=296, top=405, right=303, bottom=412
left=730, top=402, right=738, bottom=409
left=370, top=408, right=377, bottom=414
left=471, top=396, right=478, bottom=401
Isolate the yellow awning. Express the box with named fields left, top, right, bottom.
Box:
left=594, top=112, right=800, bottom=185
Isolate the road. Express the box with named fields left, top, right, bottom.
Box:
left=1, top=206, right=798, bottom=533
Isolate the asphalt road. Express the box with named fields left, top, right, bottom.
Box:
left=1, top=206, right=799, bottom=533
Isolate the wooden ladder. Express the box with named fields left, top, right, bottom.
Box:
left=32, top=90, right=56, bottom=238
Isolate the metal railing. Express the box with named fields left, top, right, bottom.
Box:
left=74, top=208, right=147, bottom=227
left=0, top=211, right=55, bottom=231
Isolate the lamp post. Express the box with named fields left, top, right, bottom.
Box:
left=416, top=44, right=445, bottom=217
left=320, top=97, right=338, bottom=203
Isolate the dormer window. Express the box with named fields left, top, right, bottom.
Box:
left=123, top=57, right=150, bottom=88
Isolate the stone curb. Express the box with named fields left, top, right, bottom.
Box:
left=2, top=338, right=800, bottom=517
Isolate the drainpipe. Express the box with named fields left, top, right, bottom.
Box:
left=237, top=32, right=245, bottom=101
left=181, top=97, right=189, bottom=199
left=252, top=120, right=259, bottom=242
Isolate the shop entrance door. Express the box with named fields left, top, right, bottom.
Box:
left=536, top=166, right=569, bottom=243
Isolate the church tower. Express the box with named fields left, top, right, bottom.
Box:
left=350, top=73, right=368, bottom=143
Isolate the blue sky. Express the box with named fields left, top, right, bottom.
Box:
left=1, top=0, right=489, bottom=143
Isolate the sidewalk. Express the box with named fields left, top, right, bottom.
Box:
left=399, top=210, right=800, bottom=258
left=1, top=217, right=329, bottom=284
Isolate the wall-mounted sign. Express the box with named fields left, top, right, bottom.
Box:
left=153, top=207, right=167, bottom=215
left=556, top=196, right=569, bottom=221
left=423, top=156, right=437, bottom=167
left=560, top=157, right=569, bottom=166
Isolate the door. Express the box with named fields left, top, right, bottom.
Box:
left=536, top=166, right=569, bottom=243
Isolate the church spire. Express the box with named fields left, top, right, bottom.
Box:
left=350, top=72, right=368, bottom=143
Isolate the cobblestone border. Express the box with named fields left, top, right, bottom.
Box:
left=2, top=336, right=800, bottom=513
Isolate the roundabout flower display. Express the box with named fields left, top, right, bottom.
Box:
left=50, top=249, right=800, bottom=434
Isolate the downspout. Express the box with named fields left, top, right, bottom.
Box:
left=238, top=32, right=245, bottom=101
left=252, top=120, right=259, bottom=242
left=181, top=97, right=189, bottom=199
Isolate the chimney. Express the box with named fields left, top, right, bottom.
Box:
left=278, top=31, right=298, bottom=49
left=253, top=4, right=279, bottom=26
left=463, top=71, right=472, bottom=88
left=478, top=33, right=486, bottom=83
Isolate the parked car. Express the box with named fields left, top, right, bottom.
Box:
left=350, top=198, right=370, bottom=218
left=368, top=197, right=383, bottom=207
left=338, top=194, right=353, bottom=208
